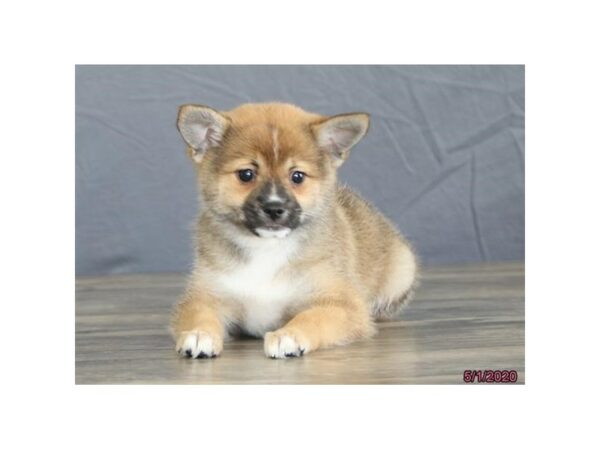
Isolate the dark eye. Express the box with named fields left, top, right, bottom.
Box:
left=291, top=171, right=305, bottom=184
left=238, top=169, right=255, bottom=183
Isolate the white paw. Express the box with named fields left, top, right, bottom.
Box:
left=264, top=329, right=309, bottom=359
left=176, top=331, right=221, bottom=359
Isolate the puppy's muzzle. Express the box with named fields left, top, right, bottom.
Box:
left=241, top=183, right=302, bottom=235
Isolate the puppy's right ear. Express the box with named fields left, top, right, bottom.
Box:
left=177, top=104, right=231, bottom=162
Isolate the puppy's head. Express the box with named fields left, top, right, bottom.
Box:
left=177, top=103, right=369, bottom=238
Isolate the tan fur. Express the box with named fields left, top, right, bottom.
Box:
left=171, top=102, right=419, bottom=359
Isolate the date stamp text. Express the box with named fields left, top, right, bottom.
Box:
left=463, top=369, right=518, bottom=383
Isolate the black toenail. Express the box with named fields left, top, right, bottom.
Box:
left=197, top=351, right=207, bottom=359
left=285, top=353, right=297, bottom=357
left=299, top=348, right=305, bottom=356
left=185, top=349, right=192, bottom=357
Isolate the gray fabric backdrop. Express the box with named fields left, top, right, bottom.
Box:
left=75, top=65, right=524, bottom=276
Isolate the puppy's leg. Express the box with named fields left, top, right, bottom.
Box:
left=264, top=291, right=375, bottom=359
left=372, top=241, right=419, bottom=320
left=171, top=290, right=224, bottom=359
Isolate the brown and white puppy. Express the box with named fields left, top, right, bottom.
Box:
left=170, top=102, right=418, bottom=359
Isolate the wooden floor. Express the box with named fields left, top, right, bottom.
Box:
left=75, top=262, right=524, bottom=384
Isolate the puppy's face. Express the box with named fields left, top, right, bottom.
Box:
left=177, top=103, right=369, bottom=238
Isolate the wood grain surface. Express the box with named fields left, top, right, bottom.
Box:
left=75, top=262, right=524, bottom=384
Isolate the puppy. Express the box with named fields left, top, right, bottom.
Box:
left=170, top=102, right=418, bottom=359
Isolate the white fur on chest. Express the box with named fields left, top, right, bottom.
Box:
left=206, top=234, right=309, bottom=336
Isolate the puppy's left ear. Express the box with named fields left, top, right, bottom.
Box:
left=177, top=104, right=231, bottom=162
left=311, top=113, right=370, bottom=167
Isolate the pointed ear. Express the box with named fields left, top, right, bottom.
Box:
left=311, top=113, right=370, bottom=166
left=177, top=104, right=231, bottom=162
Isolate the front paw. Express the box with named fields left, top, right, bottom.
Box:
left=175, top=330, right=222, bottom=359
left=264, top=328, right=310, bottom=359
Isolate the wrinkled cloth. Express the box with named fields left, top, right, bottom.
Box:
left=76, top=65, right=524, bottom=275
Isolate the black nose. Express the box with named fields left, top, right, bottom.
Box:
left=262, top=202, right=288, bottom=221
